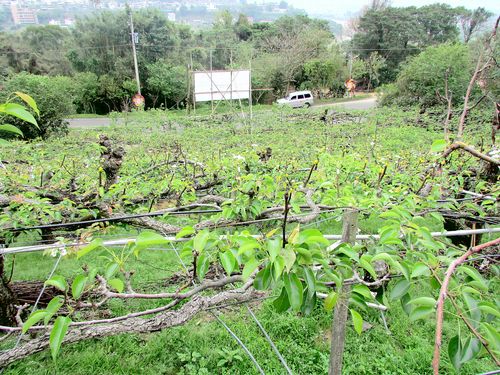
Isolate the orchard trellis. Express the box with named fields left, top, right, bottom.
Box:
left=0, top=19, right=499, bottom=374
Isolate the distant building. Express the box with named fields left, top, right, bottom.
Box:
left=10, top=2, right=38, bottom=25
left=167, top=12, right=175, bottom=22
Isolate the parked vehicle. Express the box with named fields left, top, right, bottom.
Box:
left=277, top=91, right=314, bottom=108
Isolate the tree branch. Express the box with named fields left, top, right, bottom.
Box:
left=432, top=237, right=500, bottom=375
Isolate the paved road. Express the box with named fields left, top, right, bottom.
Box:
left=314, top=97, right=377, bottom=110
left=67, top=97, right=378, bottom=128
left=67, top=117, right=115, bottom=128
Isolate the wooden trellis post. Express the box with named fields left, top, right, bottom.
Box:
left=329, top=209, right=358, bottom=375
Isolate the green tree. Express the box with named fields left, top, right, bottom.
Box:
left=1, top=73, right=74, bottom=138
left=380, top=43, right=474, bottom=109
left=351, top=4, right=461, bottom=82
left=146, top=62, right=187, bottom=108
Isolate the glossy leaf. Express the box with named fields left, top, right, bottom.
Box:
left=77, top=239, right=104, bottom=259
left=350, top=309, right=363, bottom=335
left=409, top=306, right=434, bottom=321
left=44, top=296, right=64, bottom=325
left=44, top=275, right=67, bottom=292
left=22, top=310, right=47, bottom=333
left=242, top=257, right=259, bottom=282
left=283, top=272, right=303, bottom=312
left=389, top=279, right=410, bottom=300
left=15, top=92, right=39, bottom=116
left=219, top=251, right=237, bottom=276
left=108, top=278, right=124, bottom=293
left=324, top=291, right=338, bottom=311
left=0, top=124, right=23, bottom=136
left=448, top=335, right=462, bottom=371
left=176, top=226, right=195, bottom=239
left=50, top=316, right=71, bottom=361
left=71, top=275, right=87, bottom=300
left=253, top=264, right=272, bottom=290
left=273, top=287, right=290, bottom=313
left=0, top=103, right=37, bottom=125
left=196, top=253, right=210, bottom=281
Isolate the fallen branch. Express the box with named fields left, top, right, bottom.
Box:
left=432, top=237, right=500, bottom=375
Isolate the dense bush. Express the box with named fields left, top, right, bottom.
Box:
left=1, top=73, right=74, bottom=138
left=379, top=43, right=474, bottom=108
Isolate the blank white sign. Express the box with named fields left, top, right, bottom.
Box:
left=194, top=70, right=250, bottom=102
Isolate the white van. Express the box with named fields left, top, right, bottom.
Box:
left=277, top=91, right=314, bottom=108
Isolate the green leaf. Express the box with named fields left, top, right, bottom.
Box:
left=448, top=335, right=462, bottom=371
left=15, top=92, right=39, bottom=116
left=105, top=263, right=119, bottom=279
left=267, top=238, right=281, bottom=262
left=242, top=257, right=259, bottom=282
left=302, top=267, right=316, bottom=297
left=134, top=231, right=169, bottom=256
left=282, top=246, right=296, bottom=273
left=283, top=272, right=303, bottom=312
left=50, top=316, right=71, bottom=361
left=360, top=254, right=377, bottom=279
left=176, top=226, right=195, bottom=239
left=324, top=291, right=338, bottom=311
left=458, top=265, right=488, bottom=291
left=196, top=253, right=210, bottom=281
left=0, top=124, right=23, bottom=136
left=461, top=337, right=481, bottom=364
left=273, top=287, right=290, bottom=313
left=71, top=275, right=87, bottom=300
left=297, top=229, right=329, bottom=246
left=431, top=139, right=447, bottom=152
left=350, top=309, right=363, bottom=335
left=0, top=103, right=38, bottom=126
left=253, top=264, right=272, bottom=290
left=478, top=302, right=500, bottom=318
left=389, top=279, right=410, bottom=300
left=44, top=275, right=67, bottom=292
left=352, top=284, right=374, bottom=300
left=108, top=278, right=124, bottom=293
left=272, top=256, right=285, bottom=281
left=400, top=293, right=412, bottom=316
left=44, top=296, right=64, bottom=325
left=219, top=251, right=237, bottom=276
left=409, top=306, right=434, bottom=321
left=378, top=226, right=403, bottom=246
left=301, top=290, right=316, bottom=316
left=407, top=297, right=436, bottom=308
left=77, top=239, right=104, bottom=259
left=22, top=310, right=47, bottom=333
left=411, top=263, right=430, bottom=278
left=481, top=322, right=500, bottom=351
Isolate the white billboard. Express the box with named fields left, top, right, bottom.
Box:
left=194, top=70, right=251, bottom=102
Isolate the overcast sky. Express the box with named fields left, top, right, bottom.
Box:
left=281, top=0, right=500, bottom=17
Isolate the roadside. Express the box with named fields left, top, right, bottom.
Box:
left=66, top=96, right=378, bottom=128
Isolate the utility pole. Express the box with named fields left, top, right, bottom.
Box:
left=127, top=5, right=141, bottom=95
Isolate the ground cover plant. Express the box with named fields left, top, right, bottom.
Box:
left=0, top=96, right=498, bottom=374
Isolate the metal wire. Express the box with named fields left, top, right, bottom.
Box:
left=168, top=243, right=266, bottom=374
left=13, top=252, right=63, bottom=349
left=245, top=305, right=293, bottom=375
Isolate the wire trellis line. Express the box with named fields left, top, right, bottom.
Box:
left=2, top=227, right=499, bottom=255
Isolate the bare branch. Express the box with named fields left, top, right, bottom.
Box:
left=432, top=237, right=500, bottom=374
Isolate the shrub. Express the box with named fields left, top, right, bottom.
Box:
left=1, top=73, right=75, bottom=138
left=380, top=43, right=475, bottom=108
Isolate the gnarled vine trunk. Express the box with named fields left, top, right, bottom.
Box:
left=0, top=255, right=17, bottom=326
